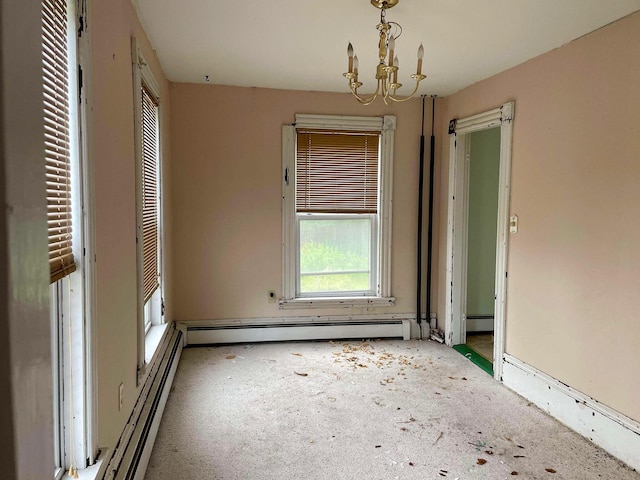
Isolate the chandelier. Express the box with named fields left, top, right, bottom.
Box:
left=343, top=0, right=425, bottom=105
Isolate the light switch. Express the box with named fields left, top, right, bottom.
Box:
left=510, top=215, right=518, bottom=234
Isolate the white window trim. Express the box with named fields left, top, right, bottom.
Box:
left=50, top=0, right=98, bottom=476
left=280, top=114, right=396, bottom=309
left=132, top=37, right=165, bottom=376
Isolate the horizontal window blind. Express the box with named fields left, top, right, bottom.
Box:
left=141, top=82, right=160, bottom=303
left=43, top=0, right=76, bottom=283
left=296, top=129, right=380, bottom=214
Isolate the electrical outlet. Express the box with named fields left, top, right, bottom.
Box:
left=268, top=291, right=276, bottom=303
left=118, top=382, right=124, bottom=411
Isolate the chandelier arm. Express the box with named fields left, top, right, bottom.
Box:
left=350, top=79, right=381, bottom=105
left=387, top=78, right=424, bottom=103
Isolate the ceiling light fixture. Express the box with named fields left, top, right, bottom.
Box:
left=344, top=0, right=425, bottom=105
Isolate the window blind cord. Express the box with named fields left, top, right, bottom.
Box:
left=67, top=276, right=79, bottom=479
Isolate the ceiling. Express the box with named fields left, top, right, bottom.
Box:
left=132, top=0, right=640, bottom=97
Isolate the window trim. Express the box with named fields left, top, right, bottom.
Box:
left=280, top=114, right=396, bottom=309
left=46, top=0, right=98, bottom=475
left=132, top=38, right=165, bottom=375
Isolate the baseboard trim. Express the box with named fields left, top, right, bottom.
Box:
left=502, top=353, right=640, bottom=471
left=102, top=325, right=183, bottom=480
left=179, top=314, right=412, bottom=345
left=466, top=317, right=494, bottom=332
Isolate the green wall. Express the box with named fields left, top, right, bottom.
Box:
left=466, top=127, right=500, bottom=316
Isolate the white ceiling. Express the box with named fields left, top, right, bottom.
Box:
left=132, top=0, right=640, bottom=97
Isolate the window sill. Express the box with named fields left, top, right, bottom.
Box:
left=60, top=450, right=107, bottom=480
left=278, top=296, right=395, bottom=309
left=145, top=323, right=170, bottom=366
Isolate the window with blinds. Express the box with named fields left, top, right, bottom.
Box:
left=281, top=114, right=395, bottom=304
left=43, top=0, right=76, bottom=283
left=141, top=82, right=160, bottom=303
left=293, top=128, right=381, bottom=296
left=296, top=130, right=380, bottom=214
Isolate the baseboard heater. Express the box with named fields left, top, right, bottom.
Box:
left=184, top=319, right=411, bottom=345
left=102, top=326, right=183, bottom=480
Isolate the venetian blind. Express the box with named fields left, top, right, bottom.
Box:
left=43, top=0, right=76, bottom=283
left=141, top=82, right=160, bottom=303
left=296, top=129, right=380, bottom=214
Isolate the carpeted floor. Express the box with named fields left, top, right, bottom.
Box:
left=144, top=339, right=639, bottom=480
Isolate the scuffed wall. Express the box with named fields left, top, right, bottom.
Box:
left=91, top=0, right=172, bottom=449
left=436, top=12, right=640, bottom=421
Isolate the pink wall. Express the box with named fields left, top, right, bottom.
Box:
left=91, top=0, right=172, bottom=448
left=436, top=12, right=640, bottom=421
left=170, top=85, right=427, bottom=322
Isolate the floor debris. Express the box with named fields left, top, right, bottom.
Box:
left=469, top=440, right=488, bottom=450
left=397, top=417, right=417, bottom=424
left=147, top=340, right=640, bottom=480
left=506, top=437, right=526, bottom=449
left=225, top=355, right=236, bottom=360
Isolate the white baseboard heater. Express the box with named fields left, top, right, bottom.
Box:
left=182, top=318, right=411, bottom=345
left=102, top=326, right=183, bottom=480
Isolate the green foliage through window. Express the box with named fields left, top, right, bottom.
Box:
left=299, top=217, right=371, bottom=293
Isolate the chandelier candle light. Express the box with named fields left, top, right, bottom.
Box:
left=344, top=0, right=425, bottom=105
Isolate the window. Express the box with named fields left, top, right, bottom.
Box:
left=132, top=39, right=165, bottom=369
left=43, top=0, right=96, bottom=477
left=141, top=80, right=161, bottom=336
left=281, top=114, right=396, bottom=308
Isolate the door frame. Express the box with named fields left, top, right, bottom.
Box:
left=444, top=101, right=514, bottom=381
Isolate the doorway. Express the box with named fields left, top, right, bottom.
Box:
left=445, top=102, right=514, bottom=380
left=464, top=127, right=500, bottom=369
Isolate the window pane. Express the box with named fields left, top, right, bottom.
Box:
left=299, top=217, right=371, bottom=293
